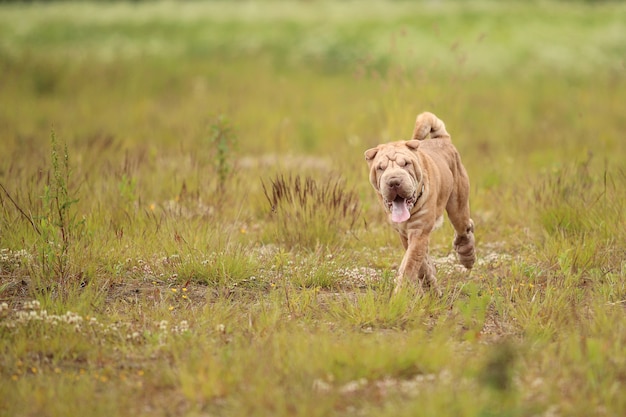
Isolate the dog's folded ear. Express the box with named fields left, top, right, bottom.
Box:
left=405, top=140, right=421, bottom=150
left=364, top=147, right=379, bottom=161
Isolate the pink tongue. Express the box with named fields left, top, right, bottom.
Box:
left=391, top=199, right=410, bottom=223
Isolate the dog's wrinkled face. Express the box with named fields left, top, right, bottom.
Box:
left=365, top=140, right=422, bottom=223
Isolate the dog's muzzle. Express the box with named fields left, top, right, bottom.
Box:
left=382, top=185, right=423, bottom=223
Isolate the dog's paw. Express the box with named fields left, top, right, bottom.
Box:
left=454, top=229, right=475, bottom=269
left=417, top=259, right=442, bottom=296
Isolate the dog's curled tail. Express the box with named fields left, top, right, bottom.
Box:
left=411, top=112, right=451, bottom=141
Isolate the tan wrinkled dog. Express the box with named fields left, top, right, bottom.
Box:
left=365, top=112, right=475, bottom=295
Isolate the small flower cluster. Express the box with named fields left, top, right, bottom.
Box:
left=172, top=320, right=189, bottom=335
left=156, top=319, right=189, bottom=335
left=130, top=258, right=155, bottom=276
left=0, top=248, right=32, bottom=271
left=23, top=300, right=41, bottom=310
left=336, top=267, right=381, bottom=288
left=154, top=319, right=191, bottom=345
left=166, top=286, right=191, bottom=311
left=2, top=300, right=195, bottom=356
left=8, top=301, right=84, bottom=331
left=1, top=300, right=134, bottom=340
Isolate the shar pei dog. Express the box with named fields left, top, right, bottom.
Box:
left=364, top=112, right=475, bottom=295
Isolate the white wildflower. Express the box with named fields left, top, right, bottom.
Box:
left=127, top=331, right=141, bottom=340
left=63, top=312, right=83, bottom=325
left=339, top=378, right=368, bottom=394
left=24, top=300, right=41, bottom=310
left=312, top=379, right=332, bottom=392
left=178, top=320, right=189, bottom=332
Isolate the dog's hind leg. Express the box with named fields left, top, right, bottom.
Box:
left=448, top=206, right=475, bottom=269
left=446, top=172, right=476, bottom=269
left=453, top=219, right=475, bottom=269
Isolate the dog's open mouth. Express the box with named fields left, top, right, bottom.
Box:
left=387, top=193, right=416, bottom=223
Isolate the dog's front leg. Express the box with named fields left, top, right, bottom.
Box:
left=418, top=254, right=442, bottom=297
left=394, top=229, right=430, bottom=294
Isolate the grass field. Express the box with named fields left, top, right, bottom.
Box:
left=1, top=1, right=625, bottom=416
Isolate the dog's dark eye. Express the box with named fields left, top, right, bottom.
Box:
left=377, top=164, right=384, bottom=171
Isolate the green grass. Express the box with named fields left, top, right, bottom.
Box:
left=1, top=1, right=625, bottom=416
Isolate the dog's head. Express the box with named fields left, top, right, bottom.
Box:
left=365, top=140, right=423, bottom=223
